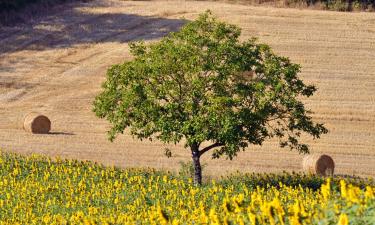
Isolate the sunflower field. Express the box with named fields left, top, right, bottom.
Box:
left=0, top=151, right=374, bottom=225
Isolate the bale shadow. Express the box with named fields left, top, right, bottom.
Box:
left=0, top=1, right=187, bottom=55
left=48, top=131, right=75, bottom=136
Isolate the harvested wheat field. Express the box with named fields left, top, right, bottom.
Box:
left=0, top=0, right=374, bottom=177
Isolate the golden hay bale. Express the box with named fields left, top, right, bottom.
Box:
left=302, top=154, right=335, bottom=176
left=23, top=112, right=51, bottom=134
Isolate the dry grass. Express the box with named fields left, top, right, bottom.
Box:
left=0, top=0, right=374, bottom=177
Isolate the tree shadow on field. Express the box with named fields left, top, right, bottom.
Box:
left=0, top=1, right=187, bottom=55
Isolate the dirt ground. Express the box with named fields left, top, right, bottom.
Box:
left=1, top=0, right=374, bottom=177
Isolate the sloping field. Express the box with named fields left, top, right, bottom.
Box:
left=0, top=0, right=374, bottom=177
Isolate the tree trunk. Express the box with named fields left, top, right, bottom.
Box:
left=191, top=145, right=202, bottom=185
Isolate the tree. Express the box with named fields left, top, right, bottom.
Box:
left=93, top=11, right=328, bottom=185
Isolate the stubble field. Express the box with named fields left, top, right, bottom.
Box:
left=0, top=0, right=374, bottom=177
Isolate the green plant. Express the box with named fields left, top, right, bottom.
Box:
left=93, top=11, right=328, bottom=185
left=325, top=0, right=350, bottom=11
left=352, top=0, right=363, bottom=10
left=178, top=161, right=207, bottom=180
left=219, top=171, right=375, bottom=191
left=178, top=161, right=195, bottom=180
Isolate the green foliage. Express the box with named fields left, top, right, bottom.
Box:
left=229, top=0, right=375, bottom=12
left=178, top=161, right=196, bottom=180
left=324, top=0, right=350, bottom=11
left=219, top=171, right=375, bottom=191
left=93, top=11, right=327, bottom=161
left=178, top=161, right=207, bottom=180
left=322, top=0, right=375, bottom=11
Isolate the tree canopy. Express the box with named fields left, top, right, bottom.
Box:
left=93, top=11, right=328, bottom=184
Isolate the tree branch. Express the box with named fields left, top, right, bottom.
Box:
left=199, top=142, right=224, bottom=157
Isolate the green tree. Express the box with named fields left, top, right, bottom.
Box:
left=93, top=11, right=328, bottom=185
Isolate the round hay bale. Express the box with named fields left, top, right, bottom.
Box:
left=302, top=154, right=334, bottom=176
left=23, top=112, right=51, bottom=134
